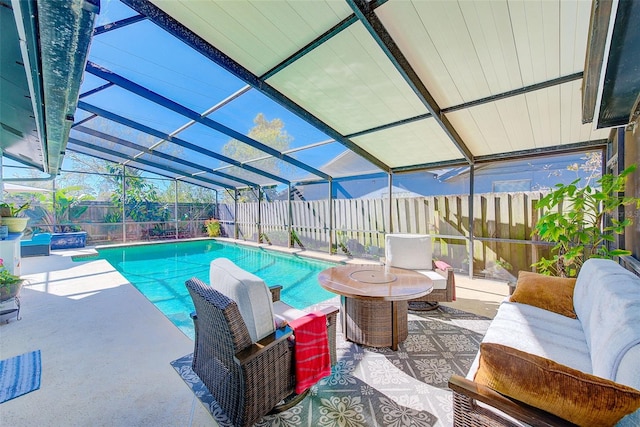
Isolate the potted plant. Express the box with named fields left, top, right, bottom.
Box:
left=30, top=187, right=92, bottom=248
left=532, top=165, right=640, bottom=277
left=0, top=202, right=31, bottom=233
left=0, top=258, right=23, bottom=302
left=204, top=218, right=221, bottom=237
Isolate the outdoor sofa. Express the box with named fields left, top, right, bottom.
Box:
left=449, top=258, right=640, bottom=426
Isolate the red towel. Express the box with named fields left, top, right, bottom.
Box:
left=288, top=311, right=331, bottom=394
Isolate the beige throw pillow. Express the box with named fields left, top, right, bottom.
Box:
left=474, top=343, right=640, bottom=426
left=510, top=271, right=577, bottom=318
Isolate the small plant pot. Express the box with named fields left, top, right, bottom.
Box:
left=0, top=280, right=23, bottom=302
left=1, top=217, right=29, bottom=233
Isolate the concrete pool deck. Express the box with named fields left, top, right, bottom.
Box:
left=0, top=241, right=509, bottom=426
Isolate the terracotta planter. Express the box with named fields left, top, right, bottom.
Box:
left=1, top=217, right=29, bottom=233
left=0, top=280, right=23, bottom=302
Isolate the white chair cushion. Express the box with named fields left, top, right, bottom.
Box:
left=416, top=269, right=447, bottom=290
left=210, top=258, right=275, bottom=342
left=272, top=300, right=307, bottom=327
left=385, top=234, right=432, bottom=270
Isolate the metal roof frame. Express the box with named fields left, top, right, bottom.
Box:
left=6, top=0, right=630, bottom=193
left=120, top=0, right=392, bottom=175
left=85, top=61, right=330, bottom=181
left=112, top=0, right=612, bottom=188
left=74, top=101, right=290, bottom=185
left=346, top=0, right=474, bottom=164
left=68, top=137, right=235, bottom=189
left=73, top=125, right=258, bottom=187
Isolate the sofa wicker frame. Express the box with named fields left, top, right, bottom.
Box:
left=449, top=375, right=576, bottom=427
left=186, top=277, right=338, bottom=427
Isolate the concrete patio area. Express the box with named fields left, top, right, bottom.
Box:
left=0, top=245, right=509, bottom=426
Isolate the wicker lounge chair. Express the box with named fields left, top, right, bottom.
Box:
left=385, top=233, right=455, bottom=310
left=185, top=262, right=338, bottom=427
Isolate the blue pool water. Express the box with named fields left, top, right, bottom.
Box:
left=89, top=240, right=339, bottom=338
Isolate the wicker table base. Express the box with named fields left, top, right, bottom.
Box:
left=319, top=264, right=432, bottom=351
left=343, top=296, right=408, bottom=348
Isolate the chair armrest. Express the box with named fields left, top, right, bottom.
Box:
left=235, top=327, right=293, bottom=365
left=317, top=305, right=339, bottom=366
left=269, top=285, right=283, bottom=302
left=319, top=305, right=339, bottom=318
left=448, top=375, right=576, bottom=427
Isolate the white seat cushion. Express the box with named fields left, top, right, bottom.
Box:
left=416, top=269, right=447, bottom=290
left=210, top=258, right=275, bottom=342
left=272, top=300, right=307, bottom=327
left=385, top=234, right=432, bottom=270
left=467, top=300, right=592, bottom=380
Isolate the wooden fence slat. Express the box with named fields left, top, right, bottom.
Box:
left=510, top=193, right=527, bottom=274
left=215, top=191, right=549, bottom=274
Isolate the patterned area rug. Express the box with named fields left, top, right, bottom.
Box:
left=171, top=304, right=492, bottom=427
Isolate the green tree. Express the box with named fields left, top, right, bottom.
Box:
left=223, top=113, right=292, bottom=169
left=105, top=165, right=170, bottom=223
left=221, top=113, right=292, bottom=203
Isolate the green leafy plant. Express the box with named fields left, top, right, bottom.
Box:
left=259, top=232, right=271, bottom=245
left=532, top=165, right=640, bottom=277
left=106, top=165, right=170, bottom=223
left=495, top=259, right=513, bottom=271
left=204, top=218, right=221, bottom=237
left=290, top=229, right=304, bottom=249
left=31, top=186, right=93, bottom=232
left=0, top=258, right=22, bottom=294
left=0, top=202, right=31, bottom=217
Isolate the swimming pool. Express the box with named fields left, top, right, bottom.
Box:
left=88, top=240, right=339, bottom=338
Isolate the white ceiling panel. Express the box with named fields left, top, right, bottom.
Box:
left=150, top=0, right=351, bottom=76
left=375, top=1, right=463, bottom=107
left=447, top=80, right=609, bottom=157
left=267, top=22, right=428, bottom=135
left=559, top=0, right=593, bottom=76
left=447, top=104, right=517, bottom=157
left=378, top=0, right=592, bottom=109
left=378, top=0, right=495, bottom=107
left=351, top=119, right=461, bottom=168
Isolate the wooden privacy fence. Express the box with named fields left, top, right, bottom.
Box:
left=219, top=191, right=552, bottom=278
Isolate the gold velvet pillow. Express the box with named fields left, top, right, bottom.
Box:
left=510, top=271, right=577, bottom=318
left=474, top=343, right=640, bottom=426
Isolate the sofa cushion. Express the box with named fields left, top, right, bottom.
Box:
left=210, top=258, right=275, bottom=342
left=510, top=271, right=576, bottom=318
left=573, top=258, right=640, bottom=387
left=474, top=343, right=640, bottom=426
left=385, top=234, right=432, bottom=270
left=469, top=300, right=592, bottom=378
